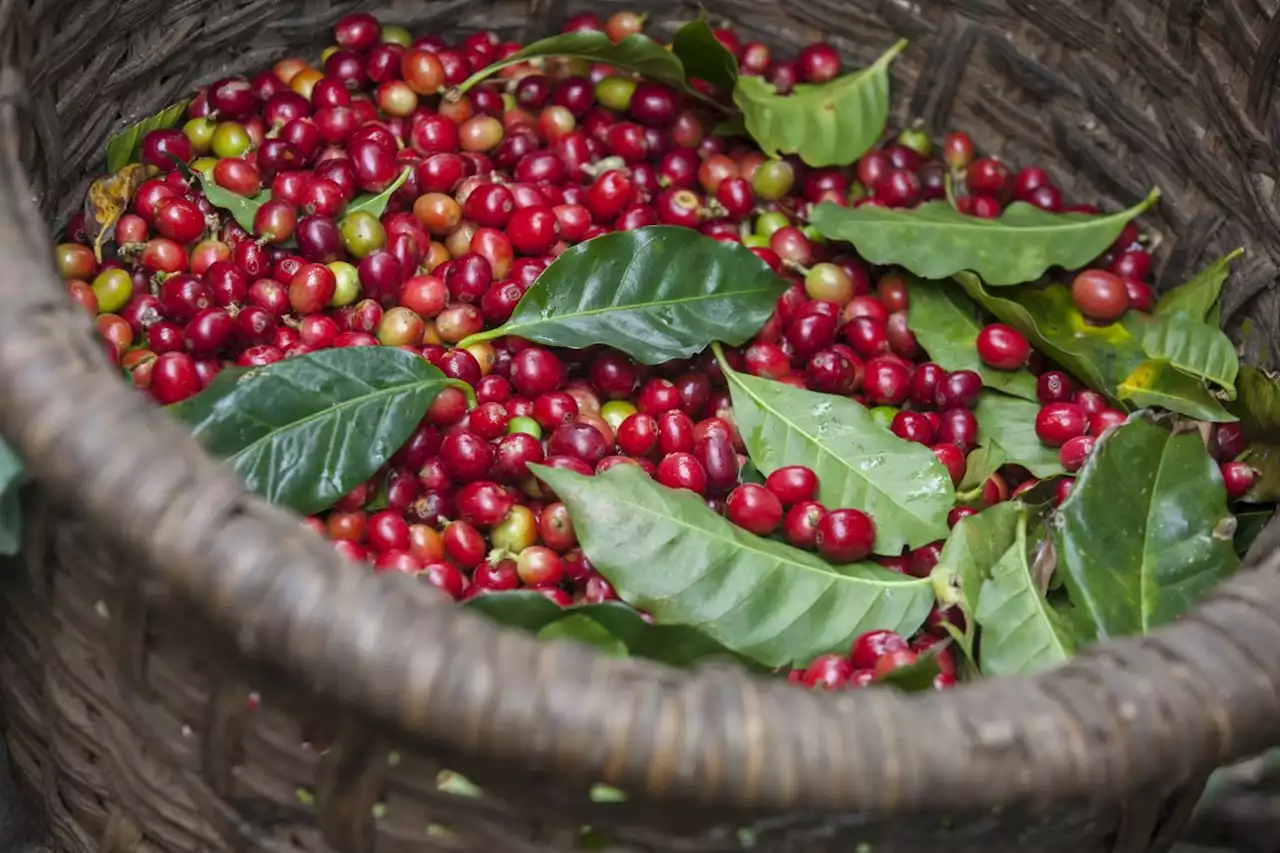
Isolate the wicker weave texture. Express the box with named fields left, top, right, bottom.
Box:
left=0, top=0, right=1277, bottom=851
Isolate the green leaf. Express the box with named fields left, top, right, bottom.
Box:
left=1240, top=443, right=1280, bottom=504
left=1228, top=366, right=1280, bottom=436
left=0, top=440, right=23, bottom=557
left=955, top=273, right=1146, bottom=401
left=531, top=463, right=934, bottom=668
left=1125, top=310, right=1239, bottom=398
left=1054, top=415, right=1240, bottom=640
left=464, top=590, right=754, bottom=668
left=176, top=159, right=270, bottom=233
left=904, top=277, right=1038, bottom=401
left=973, top=392, right=1065, bottom=478
left=1235, top=509, right=1275, bottom=556
left=1116, top=359, right=1238, bottom=422
left=168, top=348, right=468, bottom=515
left=958, top=439, right=1007, bottom=493
left=537, top=615, right=629, bottom=657
left=458, top=32, right=713, bottom=104
left=460, top=227, right=786, bottom=364
left=732, top=40, right=906, bottom=168
left=342, top=167, right=412, bottom=221
left=739, top=459, right=765, bottom=485
left=1156, top=249, right=1243, bottom=322
left=929, top=501, right=1024, bottom=659
left=719, top=360, right=953, bottom=553
left=105, top=100, right=190, bottom=173
left=1229, top=368, right=1280, bottom=502
left=0, top=488, right=20, bottom=556
left=811, top=190, right=1159, bottom=286
left=975, top=515, right=1076, bottom=676
left=670, top=19, right=737, bottom=92
left=712, top=115, right=747, bottom=138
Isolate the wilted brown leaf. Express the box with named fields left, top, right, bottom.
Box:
left=84, top=163, right=152, bottom=262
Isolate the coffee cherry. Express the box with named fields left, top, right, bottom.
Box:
left=783, top=501, right=825, bottom=550
left=1059, top=435, right=1095, bottom=473
left=935, top=369, right=983, bottom=410
left=1213, top=423, right=1247, bottom=462
left=725, top=484, right=785, bottom=535
left=800, top=654, right=852, bottom=690
left=932, top=443, right=966, bottom=486
left=872, top=649, right=919, bottom=680
left=764, top=466, right=819, bottom=506
left=1221, top=461, right=1258, bottom=500
left=815, top=508, right=875, bottom=563
left=1035, top=402, right=1088, bottom=447
left=1036, top=370, right=1076, bottom=404
left=1071, top=269, right=1129, bottom=322
left=655, top=452, right=708, bottom=494
left=850, top=629, right=909, bottom=670
left=975, top=323, right=1030, bottom=370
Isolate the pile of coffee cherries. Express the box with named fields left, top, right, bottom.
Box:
left=50, top=10, right=1257, bottom=690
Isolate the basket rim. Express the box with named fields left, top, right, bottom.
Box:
left=1, top=61, right=1279, bottom=820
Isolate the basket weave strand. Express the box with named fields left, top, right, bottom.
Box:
left=0, top=0, right=1278, bottom=851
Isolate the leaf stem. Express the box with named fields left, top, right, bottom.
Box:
left=456, top=327, right=506, bottom=349
left=448, top=378, right=478, bottom=407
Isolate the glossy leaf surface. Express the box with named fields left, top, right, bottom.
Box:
left=1117, top=359, right=1237, bottom=423
left=1054, top=415, right=1240, bottom=640
left=811, top=190, right=1158, bottom=285
left=343, top=167, right=412, bottom=220
left=930, top=501, right=1024, bottom=658
left=955, top=273, right=1145, bottom=401
left=0, top=440, right=22, bottom=557
left=169, top=349, right=465, bottom=514
left=1156, top=249, right=1242, bottom=322
left=1125, top=310, right=1239, bottom=397
left=975, top=514, right=1075, bottom=676
left=905, top=277, right=1037, bottom=400
left=458, top=32, right=710, bottom=101
left=462, top=227, right=786, bottom=363
left=464, top=590, right=753, bottom=668
left=671, top=20, right=738, bottom=92
left=105, top=100, right=190, bottom=173
left=732, top=40, right=905, bottom=167
left=533, top=463, right=934, bottom=668
left=1227, top=366, right=1280, bottom=503
left=721, top=361, right=954, bottom=553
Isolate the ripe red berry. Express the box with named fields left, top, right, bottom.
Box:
left=764, top=465, right=819, bottom=506
left=783, top=500, right=826, bottom=550
left=975, top=323, right=1030, bottom=370
left=814, top=508, right=876, bottom=563
left=800, top=653, right=853, bottom=690
left=931, top=443, right=966, bottom=486
left=1058, top=435, right=1096, bottom=473
left=725, top=484, right=785, bottom=536
left=850, top=629, right=909, bottom=670
left=1035, top=402, right=1089, bottom=447
left=1071, top=269, right=1129, bottom=322
left=1221, top=461, right=1259, bottom=500
left=872, top=649, right=919, bottom=680
left=655, top=452, right=707, bottom=494
left=1036, top=370, right=1076, bottom=404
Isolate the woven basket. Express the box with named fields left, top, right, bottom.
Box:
left=1, top=0, right=1279, bottom=851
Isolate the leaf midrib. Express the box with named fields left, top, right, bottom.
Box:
left=506, top=284, right=779, bottom=330
left=815, top=201, right=1139, bottom=241
left=574, top=477, right=924, bottom=591
left=731, top=371, right=938, bottom=532
left=1136, top=436, right=1176, bottom=634
left=221, top=374, right=439, bottom=466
